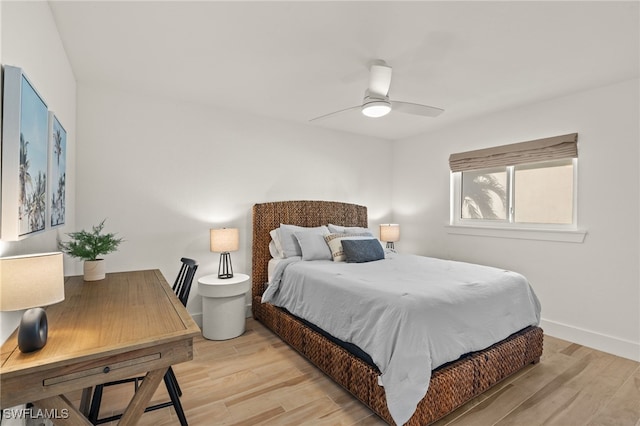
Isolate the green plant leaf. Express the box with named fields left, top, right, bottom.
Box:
left=58, top=219, right=124, bottom=261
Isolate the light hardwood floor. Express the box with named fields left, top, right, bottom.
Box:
left=71, top=318, right=640, bottom=425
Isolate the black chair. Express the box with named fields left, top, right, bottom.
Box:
left=88, top=258, right=198, bottom=425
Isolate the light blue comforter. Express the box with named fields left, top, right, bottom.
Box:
left=262, top=253, right=541, bottom=425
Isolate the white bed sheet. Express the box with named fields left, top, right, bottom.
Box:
left=262, top=253, right=541, bottom=425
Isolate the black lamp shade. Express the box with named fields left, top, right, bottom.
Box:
left=18, top=307, right=48, bottom=353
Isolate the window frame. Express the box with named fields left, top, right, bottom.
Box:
left=449, top=158, right=586, bottom=242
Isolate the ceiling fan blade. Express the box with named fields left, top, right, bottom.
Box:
left=309, top=105, right=361, bottom=122
left=368, top=62, right=392, bottom=97
left=391, top=101, right=444, bottom=117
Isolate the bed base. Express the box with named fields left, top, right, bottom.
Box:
left=253, top=298, right=542, bottom=425
left=252, top=200, right=543, bottom=425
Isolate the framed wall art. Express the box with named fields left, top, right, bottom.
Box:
left=49, top=113, right=67, bottom=228
left=1, top=65, right=49, bottom=240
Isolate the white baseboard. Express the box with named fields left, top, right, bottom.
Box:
left=540, top=318, right=639, bottom=362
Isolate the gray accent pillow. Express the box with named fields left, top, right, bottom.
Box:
left=294, top=231, right=332, bottom=261
left=341, top=238, right=385, bottom=263
left=279, top=224, right=329, bottom=258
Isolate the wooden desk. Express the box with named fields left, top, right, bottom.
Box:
left=0, top=270, right=201, bottom=425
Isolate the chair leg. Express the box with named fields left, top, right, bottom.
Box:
left=164, top=371, right=188, bottom=426
left=167, top=367, right=182, bottom=397
left=88, top=384, right=104, bottom=424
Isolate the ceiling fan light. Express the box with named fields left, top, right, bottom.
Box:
left=361, top=101, right=391, bottom=118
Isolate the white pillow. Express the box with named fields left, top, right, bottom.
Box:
left=294, top=230, right=332, bottom=261
left=269, top=240, right=283, bottom=259
left=279, top=224, right=329, bottom=258
left=324, top=233, right=377, bottom=262
left=269, top=229, right=285, bottom=258
left=328, top=224, right=373, bottom=235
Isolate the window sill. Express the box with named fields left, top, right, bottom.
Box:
left=445, top=224, right=587, bottom=243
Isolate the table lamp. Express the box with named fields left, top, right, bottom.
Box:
left=210, top=228, right=239, bottom=279
left=379, top=224, right=400, bottom=250
left=0, top=252, right=65, bottom=352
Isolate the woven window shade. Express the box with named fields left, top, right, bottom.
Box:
left=449, top=133, right=578, bottom=172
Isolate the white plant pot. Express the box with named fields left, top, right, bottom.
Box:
left=84, top=259, right=106, bottom=281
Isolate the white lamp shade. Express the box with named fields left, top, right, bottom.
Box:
left=379, top=224, right=400, bottom=243
left=210, top=228, right=239, bottom=253
left=0, top=252, right=65, bottom=311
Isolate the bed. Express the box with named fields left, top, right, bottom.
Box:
left=251, top=200, right=543, bottom=425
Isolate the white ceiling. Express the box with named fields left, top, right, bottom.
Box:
left=49, top=1, right=639, bottom=140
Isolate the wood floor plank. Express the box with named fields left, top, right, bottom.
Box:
left=496, top=349, right=637, bottom=425
left=587, top=365, right=640, bottom=426
left=254, top=397, right=341, bottom=425
left=441, top=352, right=577, bottom=426
left=229, top=406, right=287, bottom=426
left=64, top=319, right=638, bottom=426
left=223, top=374, right=309, bottom=408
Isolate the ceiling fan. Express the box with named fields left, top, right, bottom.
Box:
left=310, top=59, right=444, bottom=122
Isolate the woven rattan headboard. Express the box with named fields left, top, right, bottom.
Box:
left=251, top=200, right=368, bottom=300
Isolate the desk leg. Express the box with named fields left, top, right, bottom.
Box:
left=32, top=395, right=92, bottom=425
left=79, top=388, right=92, bottom=416
left=118, top=367, right=168, bottom=426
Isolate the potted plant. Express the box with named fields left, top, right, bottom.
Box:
left=58, top=219, right=124, bottom=281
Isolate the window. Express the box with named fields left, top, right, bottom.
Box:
left=455, top=159, right=576, bottom=226
left=450, top=133, right=579, bottom=230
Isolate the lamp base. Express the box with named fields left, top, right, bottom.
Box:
left=18, top=307, right=48, bottom=353
left=386, top=241, right=395, bottom=250
left=218, top=252, right=234, bottom=279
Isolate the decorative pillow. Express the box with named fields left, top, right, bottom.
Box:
left=294, top=231, right=332, bottom=261
left=328, top=224, right=373, bottom=235
left=342, top=239, right=385, bottom=263
left=279, top=224, right=329, bottom=258
left=324, top=233, right=376, bottom=262
left=269, top=229, right=285, bottom=258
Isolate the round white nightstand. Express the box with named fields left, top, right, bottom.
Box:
left=197, top=273, right=250, bottom=340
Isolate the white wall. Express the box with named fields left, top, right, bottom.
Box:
left=392, top=79, right=640, bottom=361
left=76, top=84, right=393, bottom=323
left=1, top=1, right=77, bottom=343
